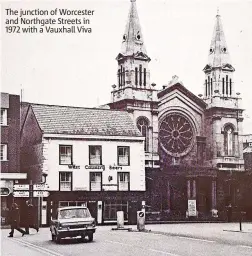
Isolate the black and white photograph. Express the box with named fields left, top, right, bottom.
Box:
left=1, top=0, right=252, bottom=255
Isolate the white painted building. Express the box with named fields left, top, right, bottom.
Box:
left=21, top=103, right=145, bottom=225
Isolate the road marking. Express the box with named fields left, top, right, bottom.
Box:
left=105, top=240, right=131, bottom=246
left=105, top=240, right=182, bottom=256
left=13, top=239, right=64, bottom=256
left=239, top=245, right=252, bottom=249
left=177, top=236, right=215, bottom=243
left=149, top=249, right=180, bottom=256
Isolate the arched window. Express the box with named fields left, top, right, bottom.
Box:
left=226, top=75, right=229, bottom=95
left=137, top=117, right=149, bottom=152
left=224, top=125, right=234, bottom=156
left=230, top=79, right=232, bottom=95
left=139, top=65, right=142, bottom=86
left=135, top=67, right=138, bottom=86
left=208, top=76, right=210, bottom=97
left=222, top=78, right=225, bottom=95
left=205, top=79, right=207, bottom=96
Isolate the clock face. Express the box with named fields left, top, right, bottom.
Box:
left=159, top=113, right=194, bottom=157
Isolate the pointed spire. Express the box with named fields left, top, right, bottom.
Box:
left=207, top=11, right=232, bottom=69
left=120, top=0, right=148, bottom=58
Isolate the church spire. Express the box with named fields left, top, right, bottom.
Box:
left=113, top=0, right=152, bottom=94
left=120, top=0, right=149, bottom=58
left=203, top=11, right=235, bottom=101
left=207, top=11, right=232, bottom=68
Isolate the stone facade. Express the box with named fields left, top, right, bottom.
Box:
left=109, top=0, right=248, bottom=221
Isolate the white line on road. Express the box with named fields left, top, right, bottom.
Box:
left=239, top=245, right=252, bottom=249
left=149, top=248, right=181, bottom=256
left=13, top=239, right=64, bottom=256
left=105, top=240, right=182, bottom=256
left=176, top=236, right=216, bottom=243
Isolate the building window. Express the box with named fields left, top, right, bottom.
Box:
left=143, top=68, right=146, bottom=86
left=208, top=76, right=210, bottom=96
left=118, top=69, right=121, bottom=87
left=224, top=126, right=234, bottom=156
left=205, top=79, right=207, bottom=96
left=118, top=172, right=130, bottom=191
left=59, top=172, right=72, bottom=191
left=137, top=117, right=149, bottom=151
left=59, top=201, right=87, bottom=208
left=226, top=75, right=229, bottom=95
left=135, top=67, right=138, bottom=86
left=222, top=78, right=225, bottom=94
left=120, top=65, right=123, bottom=87
left=103, top=200, right=128, bottom=221
left=0, top=144, right=7, bottom=161
left=1, top=109, right=7, bottom=126
left=90, top=172, right=102, bottom=191
left=123, top=67, right=125, bottom=86
left=89, top=146, right=102, bottom=165
left=59, top=145, right=72, bottom=165
left=118, top=146, right=130, bottom=166
left=139, top=64, right=142, bottom=86
left=230, top=79, right=232, bottom=95
left=210, top=78, right=213, bottom=95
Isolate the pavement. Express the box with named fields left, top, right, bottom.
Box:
left=144, top=222, right=252, bottom=246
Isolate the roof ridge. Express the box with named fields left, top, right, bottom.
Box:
left=24, top=102, right=127, bottom=112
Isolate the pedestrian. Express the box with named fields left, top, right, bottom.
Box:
left=227, top=203, right=232, bottom=222
left=24, top=200, right=39, bottom=234
left=8, top=202, right=26, bottom=237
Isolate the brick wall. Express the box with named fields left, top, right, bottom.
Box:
left=20, top=105, right=43, bottom=183
left=1, top=94, right=20, bottom=173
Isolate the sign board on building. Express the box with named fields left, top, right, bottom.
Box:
left=102, top=184, right=118, bottom=191
left=0, top=187, right=10, bottom=196
left=188, top=199, right=197, bottom=217
left=13, top=191, right=29, bottom=197
left=13, top=184, right=29, bottom=190
left=33, top=184, right=49, bottom=190
left=33, top=191, right=50, bottom=197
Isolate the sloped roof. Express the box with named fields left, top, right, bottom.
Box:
left=157, top=82, right=207, bottom=109
left=24, top=103, right=142, bottom=137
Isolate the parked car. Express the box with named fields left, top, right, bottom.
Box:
left=50, top=206, right=96, bottom=243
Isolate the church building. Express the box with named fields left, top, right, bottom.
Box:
left=109, top=0, right=246, bottom=220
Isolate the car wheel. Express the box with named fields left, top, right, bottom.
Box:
left=88, top=233, right=93, bottom=242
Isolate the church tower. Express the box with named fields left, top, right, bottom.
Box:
left=203, top=12, right=244, bottom=207
left=203, top=11, right=236, bottom=106
left=109, top=0, right=159, bottom=169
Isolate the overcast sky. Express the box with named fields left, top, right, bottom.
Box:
left=1, top=0, right=252, bottom=133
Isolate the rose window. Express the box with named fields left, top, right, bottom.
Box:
left=159, top=114, right=194, bottom=156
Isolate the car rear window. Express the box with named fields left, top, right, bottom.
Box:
left=58, top=208, right=91, bottom=219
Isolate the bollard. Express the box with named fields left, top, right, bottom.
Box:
left=117, top=211, right=124, bottom=229
left=137, top=211, right=145, bottom=231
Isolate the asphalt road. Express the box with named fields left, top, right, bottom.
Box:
left=2, top=226, right=252, bottom=256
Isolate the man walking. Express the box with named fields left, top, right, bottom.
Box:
left=24, top=200, right=39, bottom=234
left=8, top=203, right=26, bottom=237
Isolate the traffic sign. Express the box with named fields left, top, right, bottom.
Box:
left=13, top=184, right=29, bottom=190
left=1, top=187, right=10, bottom=196
left=33, top=184, right=49, bottom=190
left=13, top=191, right=29, bottom=197
left=138, top=211, right=145, bottom=218
left=33, top=191, right=49, bottom=197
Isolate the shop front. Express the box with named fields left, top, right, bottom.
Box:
left=45, top=191, right=145, bottom=226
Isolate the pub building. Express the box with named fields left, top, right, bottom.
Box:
left=20, top=103, right=146, bottom=225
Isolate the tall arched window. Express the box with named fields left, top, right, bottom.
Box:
left=137, top=117, right=149, bottom=152
left=224, top=125, right=234, bottom=156
left=226, top=75, right=229, bottom=95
